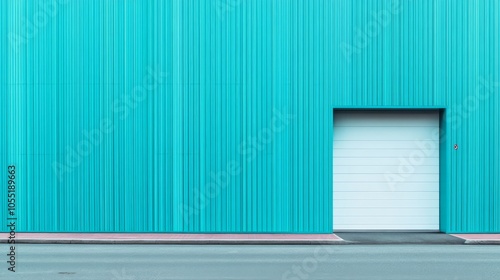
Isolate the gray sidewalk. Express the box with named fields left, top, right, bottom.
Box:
left=2, top=233, right=345, bottom=245
left=3, top=232, right=499, bottom=245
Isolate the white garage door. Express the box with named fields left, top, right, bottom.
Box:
left=333, top=111, right=440, bottom=231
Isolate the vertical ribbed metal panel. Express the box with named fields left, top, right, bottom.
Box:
left=1, top=1, right=498, bottom=233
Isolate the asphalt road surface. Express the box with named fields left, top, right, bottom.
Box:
left=1, top=244, right=499, bottom=280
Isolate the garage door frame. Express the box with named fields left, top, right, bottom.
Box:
left=332, top=107, right=447, bottom=232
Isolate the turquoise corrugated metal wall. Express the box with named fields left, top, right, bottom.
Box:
left=1, top=0, right=499, bottom=233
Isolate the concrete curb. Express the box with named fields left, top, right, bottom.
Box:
left=2, top=233, right=348, bottom=245
left=5, top=239, right=349, bottom=245
left=6, top=239, right=499, bottom=245
left=464, top=240, right=500, bottom=245
left=451, top=234, right=500, bottom=245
